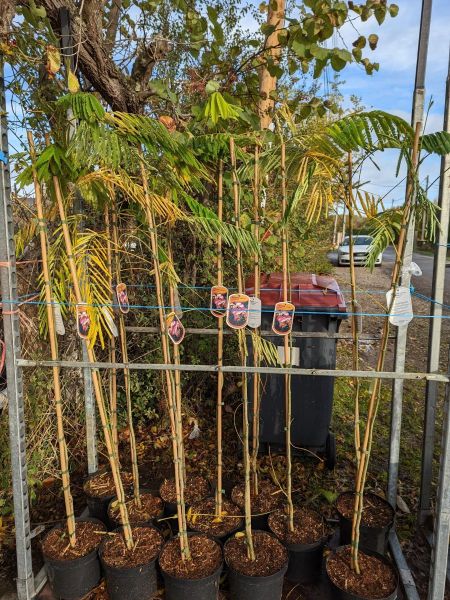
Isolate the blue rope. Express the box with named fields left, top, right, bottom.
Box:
left=5, top=296, right=450, bottom=319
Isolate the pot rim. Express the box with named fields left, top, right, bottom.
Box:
left=336, top=490, right=395, bottom=528
left=268, top=506, right=330, bottom=550
left=42, top=517, right=106, bottom=565
left=159, top=475, right=212, bottom=506
left=223, top=529, right=289, bottom=580
left=99, top=523, right=164, bottom=572
left=107, top=488, right=164, bottom=526
left=83, top=469, right=133, bottom=500
left=159, top=532, right=223, bottom=582
left=187, top=495, right=244, bottom=539
left=325, top=544, right=399, bottom=600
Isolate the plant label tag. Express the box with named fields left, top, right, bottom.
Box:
left=76, top=303, right=91, bottom=340
left=115, top=282, right=130, bottom=314
left=101, top=306, right=118, bottom=337
left=53, top=302, right=65, bottom=336
left=247, top=296, right=262, bottom=328
left=277, top=345, right=300, bottom=366
left=210, top=285, right=228, bottom=318
left=272, top=301, right=295, bottom=336
left=226, top=293, right=250, bottom=329
left=386, top=286, right=413, bottom=326
left=166, top=312, right=185, bottom=345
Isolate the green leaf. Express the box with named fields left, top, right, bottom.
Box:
left=352, top=48, right=362, bottom=61
left=420, top=131, right=450, bottom=156
left=261, top=23, right=276, bottom=36
left=352, top=35, right=366, bottom=49
left=389, top=4, right=399, bottom=17
left=205, top=80, right=220, bottom=95
left=331, top=54, right=346, bottom=71
left=319, top=489, right=339, bottom=504
left=368, top=34, right=379, bottom=50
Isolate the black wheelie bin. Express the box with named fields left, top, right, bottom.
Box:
left=245, top=272, right=347, bottom=469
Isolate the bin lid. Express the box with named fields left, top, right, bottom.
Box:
left=245, top=273, right=347, bottom=316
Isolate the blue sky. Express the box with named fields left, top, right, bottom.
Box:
left=336, top=0, right=450, bottom=205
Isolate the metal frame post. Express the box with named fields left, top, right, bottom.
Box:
left=419, top=47, right=450, bottom=525
left=427, top=350, right=450, bottom=600
left=0, top=58, right=35, bottom=600
left=387, top=0, right=433, bottom=507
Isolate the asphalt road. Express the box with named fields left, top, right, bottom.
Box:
left=329, top=246, right=450, bottom=304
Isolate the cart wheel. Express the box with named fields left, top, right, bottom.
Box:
left=325, top=432, right=336, bottom=470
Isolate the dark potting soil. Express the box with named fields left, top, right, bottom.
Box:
left=268, top=506, right=327, bottom=545
left=187, top=497, right=243, bottom=537
left=159, top=534, right=222, bottom=579
left=231, top=480, right=281, bottom=515
left=327, top=546, right=397, bottom=599
left=160, top=475, right=210, bottom=505
left=42, top=521, right=106, bottom=561
left=337, top=493, right=394, bottom=528
left=101, top=526, right=163, bottom=569
left=108, top=492, right=163, bottom=525
left=224, top=530, right=288, bottom=577
left=84, top=471, right=133, bottom=499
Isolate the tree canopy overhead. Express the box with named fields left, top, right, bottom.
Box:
left=2, top=0, right=399, bottom=129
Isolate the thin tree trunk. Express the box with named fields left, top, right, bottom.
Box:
left=346, top=154, right=361, bottom=471
left=280, top=140, right=294, bottom=531
left=216, top=160, right=225, bottom=518
left=251, top=146, right=261, bottom=496
left=28, top=132, right=76, bottom=546
left=350, top=123, right=422, bottom=573
left=138, top=152, right=190, bottom=559
left=46, top=136, right=133, bottom=549
left=230, top=137, right=255, bottom=561
left=259, top=0, right=286, bottom=129
left=111, top=207, right=141, bottom=507
left=104, top=206, right=119, bottom=460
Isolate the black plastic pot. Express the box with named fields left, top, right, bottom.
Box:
left=268, top=512, right=327, bottom=584
left=43, top=518, right=104, bottom=600
left=224, top=531, right=288, bottom=600
left=83, top=470, right=118, bottom=526
left=160, top=534, right=223, bottom=600
left=187, top=496, right=244, bottom=543
left=107, top=488, right=164, bottom=530
left=160, top=478, right=211, bottom=532
left=326, top=546, right=399, bottom=600
left=337, top=492, right=395, bottom=556
left=99, top=525, right=163, bottom=600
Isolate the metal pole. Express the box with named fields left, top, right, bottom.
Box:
left=0, top=58, right=35, bottom=600
left=419, top=46, right=450, bottom=525
left=15, top=358, right=450, bottom=382
left=387, top=0, right=433, bottom=507
left=60, top=8, right=97, bottom=474
left=427, top=349, right=450, bottom=600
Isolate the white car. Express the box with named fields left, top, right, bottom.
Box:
left=338, top=235, right=383, bottom=267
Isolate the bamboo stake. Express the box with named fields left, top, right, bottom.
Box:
left=280, top=140, right=294, bottom=531
left=216, top=160, right=225, bottom=518
left=111, top=207, right=141, bottom=507
left=104, top=206, right=119, bottom=459
left=28, top=132, right=76, bottom=547
left=346, top=154, right=361, bottom=471
left=45, top=137, right=133, bottom=550
left=350, top=123, right=422, bottom=573
left=137, top=152, right=190, bottom=560
left=230, top=137, right=255, bottom=560
left=251, top=146, right=261, bottom=496
left=167, top=241, right=188, bottom=530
